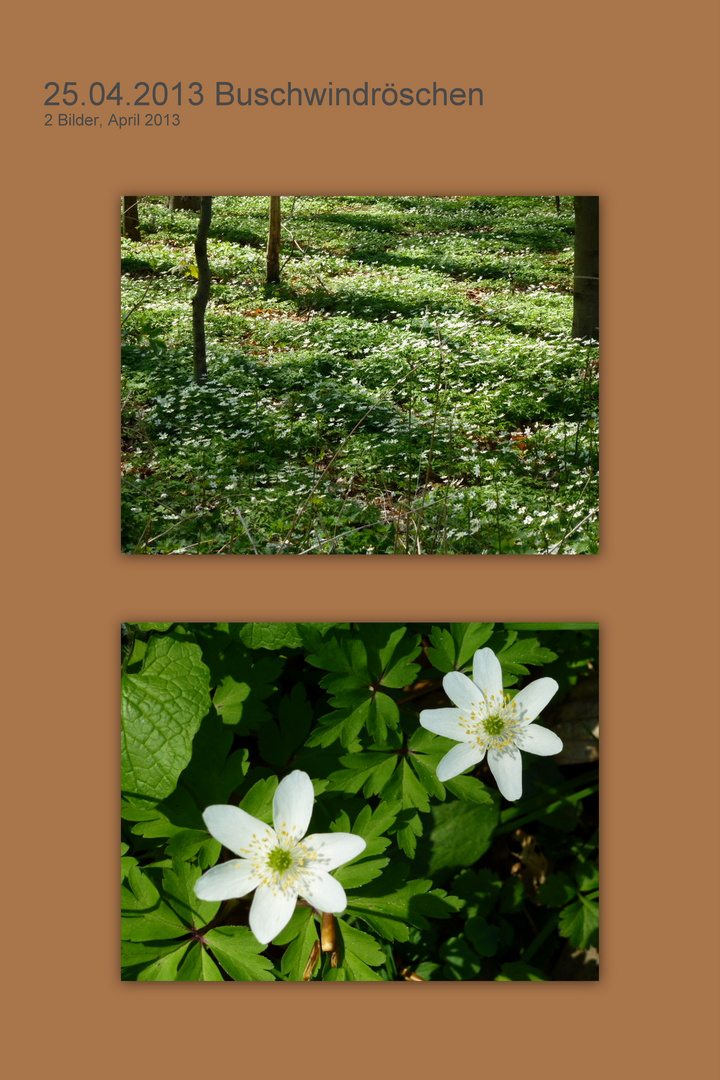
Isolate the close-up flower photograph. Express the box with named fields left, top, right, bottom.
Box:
left=121, top=621, right=599, bottom=981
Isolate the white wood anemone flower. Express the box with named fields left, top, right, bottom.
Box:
left=194, top=770, right=366, bottom=944
left=419, top=648, right=563, bottom=801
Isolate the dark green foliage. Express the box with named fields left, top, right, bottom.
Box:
left=121, top=197, right=598, bottom=553
left=121, top=623, right=599, bottom=980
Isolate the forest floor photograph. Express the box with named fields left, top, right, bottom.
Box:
left=121, top=196, right=599, bottom=554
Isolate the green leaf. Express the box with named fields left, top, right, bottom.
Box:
left=498, top=876, right=525, bottom=915
left=161, top=860, right=220, bottom=930
left=328, top=751, right=398, bottom=796
left=121, top=842, right=137, bottom=883
left=121, top=636, right=211, bottom=799
left=465, top=916, right=501, bottom=957
left=383, top=758, right=430, bottom=814
left=347, top=877, right=457, bottom=942
left=558, top=894, right=599, bottom=950
left=306, top=707, right=367, bottom=749
left=237, top=776, right=279, bottom=823
left=425, top=797, right=500, bottom=874
left=175, top=943, right=225, bottom=981
left=440, top=936, right=482, bottom=980
left=121, top=865, right=188, bottom=941
left=238, top=622, right=304, bottom=650
left=452, top=868, right=503, bottom=918
left=573, top=853, right=599, bottom=892
left=444, top=774, right=494, bottom=805
left=278, top=908, right=320, bottom=981
left=427, top=623, right=494, bottom=672
left=334, top=917, right=385, bottom=980
left=351, top=800, right=398, bottom=842
left=177, top=711, right=250, bottom=808
left=136, top=941, right=192, bottom=981
left=212, top=653, right=281, bottom=728
left=204, top=927, right=276, bottom=981
left=258, top=683, right=314, bottom=767
left=496, top=636, right=558, bottom=676
left=136, top=623, right=174, bottom=632
left=537, top=873, right=577, bottom=909
left=495, top=961, right=547, bottom=981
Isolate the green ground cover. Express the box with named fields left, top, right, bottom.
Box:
left=121, top=196, right=598, bottom=554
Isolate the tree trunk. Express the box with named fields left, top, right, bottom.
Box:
left=266, top=196, right=281, bottom=284
left=555, top=196, right=561, bottom=213
left=572, top=196, right=599, bottom=341
left=168, top=196, right=202, bottom=211
left=122, top=197, right=141, bottom=240
left=192, top=197, right=213, bottom=384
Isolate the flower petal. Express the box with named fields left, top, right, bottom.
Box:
left=487, top=748, right=523, bottom=801
left=272, top=770, right=314, bottom=844
left=418, top=707, right=466, bottom=740
left=518, top=724, right=563, bottom=756
left=299, top=870, right=348, bottom=914
left=473, top=648, right=503, bottom=700
left=302, top=832, right=366, bottom=872
left=442, top=671, right=483, bottom=712
left=512, top=677, right=560, bottom=726
left=436, top=741, right=485, bottom=782
left=194, top=858, right=261, bottom=902
left=202, top=804, right=274, bottom=856
left=249, top=884, right=298, bottom=944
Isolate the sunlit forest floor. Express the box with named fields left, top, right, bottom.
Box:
left=121, top=196, right=599, bottom=554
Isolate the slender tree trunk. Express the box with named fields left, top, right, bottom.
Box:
left=266, top=196, right=281, bottom=284
left=572, top=196, right=599, bottom=341
left=122, top=197, right=141, bottom=240
left=192, top=197, right=213, bottom=384
left=168, top=196, right=202, bottom=211
left=555, top=196, right=561, bottom=213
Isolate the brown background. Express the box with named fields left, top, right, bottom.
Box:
left=4, top=0, right=718, bottom=1077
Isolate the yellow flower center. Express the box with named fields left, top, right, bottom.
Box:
left=459, top=692, right=523, bottom=753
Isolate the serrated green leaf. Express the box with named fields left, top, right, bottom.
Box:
left=237, top=776, right=279, bottom=823
left=161, top=860, right=220, bottom=930
left=443, top=774, right=494, bottom=805
left=497, top=637, right=558, bottom=673
left=121, top=637, right=211, bottom=799
left=175, top=942, right=225, bottom=981
left=384, top=758, right=430, bottom=813
left=121, top=865, right=188, bottom=941
left=334, top=917, right=385, bottom=980
left=573, top=854, right=599, bottom=893
left=136, top=623, right=173, bottom=632
left=306, top=707, right=367, bottom=749
left=279, top=908, right=319, bottom=981
left=334, top=855, right=390, bottom=889
left=204, top=927, right=275, bottom=981
left=328, top=752, right=397, bottom=796
left=121, top=939, right=181, bottom=969
left=347, top=878, right=444, bottom=942
left=351, top=801, right=398, bottom=842
left=558, top=895, right=599, bottom=950
left=395, top=811, right=423, bottom=858
left=135, top=941, right=192, bottom=981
